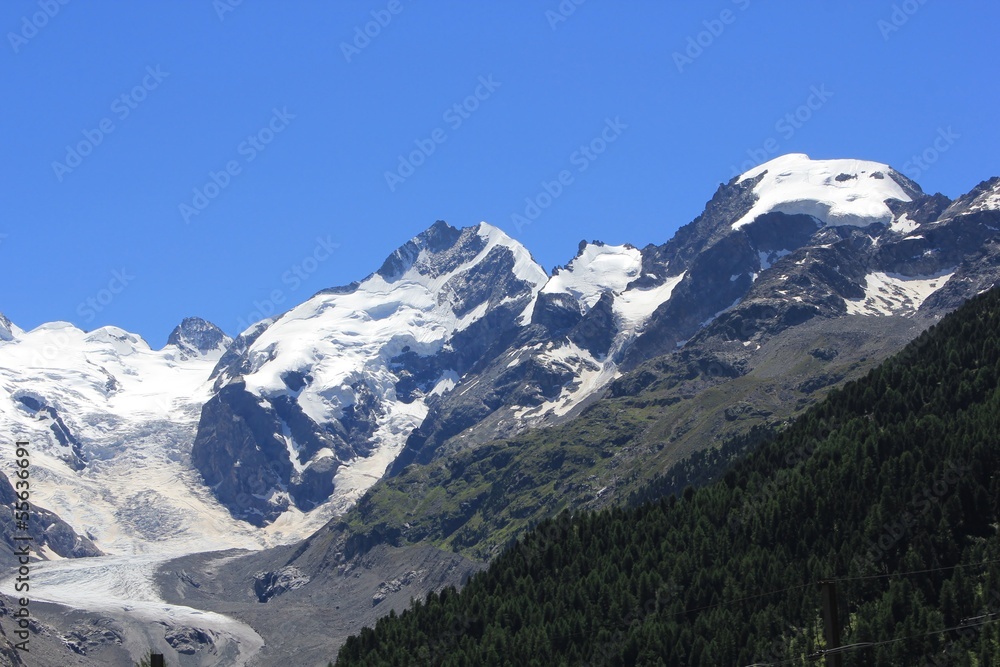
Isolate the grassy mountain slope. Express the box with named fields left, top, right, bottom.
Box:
left=334, top=287, right=1000, bottom=666
left=341, top=314, right=923, bottom=562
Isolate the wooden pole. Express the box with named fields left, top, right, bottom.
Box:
left=818, top=580, right=844, bottom=667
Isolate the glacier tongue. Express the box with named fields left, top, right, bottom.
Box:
left=0, top=554, right=265, bottom=665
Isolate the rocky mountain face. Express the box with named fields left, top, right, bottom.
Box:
left=381, top=157, right=1000, bottom=478
left=166, top=317, right=232, bottom=359
left=4, top=154, right=998, bottom=548
left=184, top=154, right=1000, bottom=529
left=190, top=221, right=550, bottom=525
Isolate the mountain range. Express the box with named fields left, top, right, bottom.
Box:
left=1, top=153, right=999, bottom=665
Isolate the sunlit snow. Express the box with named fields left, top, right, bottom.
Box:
left=734, top=154, right=911, bottom=230
left=844, top=270, right=954, bottom=316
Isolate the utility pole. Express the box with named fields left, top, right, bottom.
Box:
left=818, top=580, right=844, bottom=667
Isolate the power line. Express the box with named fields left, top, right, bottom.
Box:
left=745, top=614, right=1000, bottom=667
left=831, top=557, right=1000, bottom=585
left=808, top=612, right=1000, bottom=661
left=741, top=559, right=1000, bottom=667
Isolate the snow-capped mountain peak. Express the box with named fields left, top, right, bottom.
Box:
left=166, top=317, right=232, bottom=358
left=191, top=220, right=550, bottom=525
left=374, top=220, right=546, bottom=288
left=733, top=153, right=913, bottom=229
left=475, top=221, right=549, bottom=287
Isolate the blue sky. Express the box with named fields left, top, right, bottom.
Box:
left=2, top=1, right=998, bottom=344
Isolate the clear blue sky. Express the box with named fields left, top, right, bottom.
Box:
left=2, top=1, right=998, bottom=344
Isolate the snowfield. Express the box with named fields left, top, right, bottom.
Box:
left=734, top=154, right=912, bottom=229
left=844, top=270, right=955, bottom=316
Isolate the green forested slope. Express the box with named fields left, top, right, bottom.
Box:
left=334, top=288, right=1000, bottom=666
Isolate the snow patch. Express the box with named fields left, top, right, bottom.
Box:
left=530, top=341, right=617, bottom=418
left=429, top=370, right=459, bottom=397
left=758, top=249, right=791, bottom=271
left=890, top=213, right=920, bottom=234
left=613, top=272, right=686, bottom=329
left=965, top=181, right=1000, bottom=214
left=844, top=270, right=955, bottom=316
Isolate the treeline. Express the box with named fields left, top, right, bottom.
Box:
left=334, top=288, right=1000, bottom=666
left=625, top=423, right=776, bottom=508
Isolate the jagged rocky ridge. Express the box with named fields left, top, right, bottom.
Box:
left=187, top=154, right=1000, bottom=526
left=2, top=154, right=999, bottom=542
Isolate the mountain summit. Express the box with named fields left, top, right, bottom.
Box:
left=167, top=317, right=232, bottom=357
left=191, top=221, right=549, bottom=524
